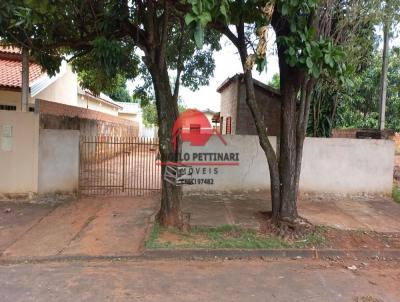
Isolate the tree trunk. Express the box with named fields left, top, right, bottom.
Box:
left=21, top=46, right=29, bottom=112
left=379, top=17, right=390, bottom=131
left=278, top=62, right=301, bottom=219
left=294, top=78, right=314, bottom=199
left=147, top=59, right=183, bottom=228
left=235, top=24, right=281, bottom=220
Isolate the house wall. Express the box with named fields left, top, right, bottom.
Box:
left=118, top=112, right=138, bottom=122
left=219, top=78, right=281, bottom=136
left=236, top=83, right=281, bottom=136
left=34, top=65, right=78, bottom=107
left=38, top=129, right=79, bottom=194
left=0, top=111, right=39, bottom=194
left=219, top=79, right=238, bottom=134
left=183, top=135, right=395, bottom=194
left=0, top=90, right=23, bottom=111
left=37, top=99, right=138, bottom=134
left=38, top=99, right=139, bottom=162
left=77, top=96, right=119, bottom=117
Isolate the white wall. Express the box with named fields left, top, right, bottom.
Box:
left=35, top=65, right=78, bottom=107
left=0, top=113, right=80, bottom=196
left=182, top=135, right=395, bottom=194
left=0, top=112, right=39, bottom=193
left=77, top=96, right=119, bottom=116
left=0, top=90, right=23, bottom=111
left=38, top=129, right=80, bottom=194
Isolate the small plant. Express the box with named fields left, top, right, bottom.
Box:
left=393, top=185, right=400, bottom=203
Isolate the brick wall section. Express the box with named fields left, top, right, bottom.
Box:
left=37, top=99, right=133, bottom=126
left=236, top=82, right=280, bottom=136
left=331, top=128, right=360, bottom=138
left=219, top=76, right=281, bottom=136
left=37, top=99, right=139, bottom=137
left=395, top=133, right=400, bottom=154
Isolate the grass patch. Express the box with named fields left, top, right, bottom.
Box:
left=393, top=185, right=400, bottom=203
left=144, top=222, right=163, bottom=249
left=145, top=223, right=326, bottom=249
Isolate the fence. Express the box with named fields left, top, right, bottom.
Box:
left=79, top=136, right=161, bottom=196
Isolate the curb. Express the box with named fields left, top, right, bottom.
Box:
left=1, top=249, right=400, bottom=265
left=142, top=248, right=400, bottom=260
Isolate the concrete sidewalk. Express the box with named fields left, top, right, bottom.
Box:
left=183, top=192, right=400, bottom=232
left=0, top=195, right=159, bottom=260
left=2, top=191, right=400, bottom=262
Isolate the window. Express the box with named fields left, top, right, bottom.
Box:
left=220, top=116, right=223, bottom=133
left=29, top=107, right=35, bottom=112
left=226, top=116, right=232, bottom=134
left=0, top=105, right=16, bottom=111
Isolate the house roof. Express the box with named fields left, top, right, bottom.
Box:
left=0, top=53, right=45, bottom=90
left=216, top=73, right=280, bottom=96
left=201, top=108, right=218, bottom=115
left=0, top=46, right=119, bottom=108
left=78, top=88, right=123, bottom=110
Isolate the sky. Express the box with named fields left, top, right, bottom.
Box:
left=127, top=27, right=400, bottom=113
left=127, top=31, right=279, bottom=112
left=179, top=33, right=279, bottom=112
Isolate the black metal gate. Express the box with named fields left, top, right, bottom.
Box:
left=79, top=136, right=161, bottom=196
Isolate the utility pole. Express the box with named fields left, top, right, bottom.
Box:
left=21, top=46, right=29, bottom=112
left=378, top=13, right=390, bottom=131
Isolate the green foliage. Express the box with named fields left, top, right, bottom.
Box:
left=104, top=78, right=133, bottom=103
left=393, top=185, right=400, bottom=204
left=309, top=45, right=400, bottom=136
left=276, top=0, right=346, bottom=81
left=141, top=98, right=187, bottom=127
left=0, top=1, right=141, bottom=95
left=166, top=27, right=221, bottom=91
left=268, top=73, right=280, bottom=89
left=184, top=0, right=229, bottom=48
left=141, top=102, right=158, bottom=127
left=71, top=38, right=140, bottom=94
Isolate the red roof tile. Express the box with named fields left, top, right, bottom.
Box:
left=0, top=58, right=44, bottom=89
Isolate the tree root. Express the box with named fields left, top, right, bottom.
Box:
left=259, top=212, right=315, bottom=240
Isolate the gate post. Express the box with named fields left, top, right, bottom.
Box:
left=122, top=138, right=126, bottom=192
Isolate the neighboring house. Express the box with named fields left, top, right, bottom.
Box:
left=0, top=46, right=121, bottom=116
left=217, top=73, right=281, bottom=136
left=116, top=101, right=157, bottom=138
left=78, top=88, right=121, bottom=116
left=201, top=108, right=220, bottom=130
left=116, top=101, right=142, bottom=123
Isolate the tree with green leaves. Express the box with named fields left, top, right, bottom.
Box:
left=104, top=79, right=134, bottom=103
left=185, top=0, right=349, bottom=230
left=307, top=0, right=400, bottom=137
left=332, top=47, right=400, bottom=132
left=0, top=0, right=222, bottom=227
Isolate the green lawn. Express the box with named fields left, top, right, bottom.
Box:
left=145, top=223, right=326, bottom=249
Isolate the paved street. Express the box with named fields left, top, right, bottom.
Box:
left=0, top=259, right=399, bottom=302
